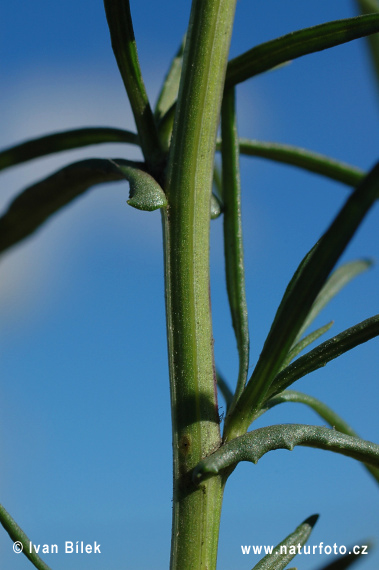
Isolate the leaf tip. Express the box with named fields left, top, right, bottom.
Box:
left=304, top=513, right=319, bottom=528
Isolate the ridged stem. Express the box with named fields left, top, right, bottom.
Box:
left=162, top=0, right=237, bottom=568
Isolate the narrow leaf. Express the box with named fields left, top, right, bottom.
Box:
left=251, top=514, right=318, bottom=570
left=221, top=88, right=250, bottom=407
left=356, top=0, right=379, bottom=91
left=193, top=424, right=379, bottom=482
left=315, top=541, right=372, bottom=569
left=0, top=502, right=53, bottom=570
left=224, top=161, right=379, bottom=440
left=213, top=162, right=223, bottom=200
left=269, top=315, right=379, bottom=398
left=216, top=139, right=364, bottom=187
left=110, top=160, right=167, bottom=211
left=154, top=37, right=185, bottom=152
left=155, top=36, right=185, bottom=123
left=265, top=390, right=379, bottom=484
left=156, top=103, right=176, bottom=154
left=282, top=321, right=334, bottom=369
left=216, top=370, right=234, bottom=412
left=295, top=259, right=372, bottom=343
left=103, top=0, right=163, bottom=172
left=226, top=14, right=379, bottom=87
left=0, top=127, right=139, bottom=173
left=0, top=158, right=142, bottom=254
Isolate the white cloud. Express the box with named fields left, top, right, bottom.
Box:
left=0, top=64, right=161, bottom=323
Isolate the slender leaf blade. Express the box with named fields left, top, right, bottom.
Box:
left=0, top=127, right=139, bottom=173
left=221, top=88, right=249, bottom=407
left=315, top=542, right=372, bottom=569
left=218, top=138, right=364, bottom=187
left=154, top=37, right=186, bottom=152
left=265, top=390, right=379, bottom=484
left=224, top=161, right=379, bottom=439
left=282, top=321, right=334, bottom=369
left=103, top=0, right=163, bottom=172
left=295, top=259, right=372, bottom=343
left=251, top=515, right=318, bottom=570
left=356, top=0, right=379, bottom=91
left=216, top=371, right=234, bottom=412
left=194, top=424, right=379, bottom=482
left=269, top=315, right=379, bottom=398
left=226, top=15, right=379, bottom=87
left=155, top=36, right=185, bottom=122
left=0, top=158, right=142, bottom=254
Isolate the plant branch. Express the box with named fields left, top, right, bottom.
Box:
left=0, top=503, right=52, bottom=570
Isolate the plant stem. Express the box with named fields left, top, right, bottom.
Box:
left=162, top=0, right=237, bottom=568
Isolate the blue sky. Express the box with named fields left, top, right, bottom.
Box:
left=1, top=2, right=379, bottom=569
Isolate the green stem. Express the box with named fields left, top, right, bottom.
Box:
left=0, top=503, right=52, bottom=570
left=163, top=0, right=237, bottom=568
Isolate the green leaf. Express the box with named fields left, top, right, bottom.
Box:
left=294, top=259, right=372, bottom=344
left=265, top=390, right=379, bottom=484
left=103, top=0, right=163, bottom=172
left=250, top=514, right=318, bottom=570
left=315, top=541, right=373, bottom=569
left=193, top=424, right=379, bottom=482
left=216, top=138, right=364, bottom=187
left=221, top=88, right=250, bottom=407
left=155, top=36, right=185, bottom=123
left=216, top=370, right=234, bottom=412
left=268, top=315, right=379, bottom=398
left=226, top=14, right=379, bottom=87
left=282, top=321, right=334, bottom=369
left=213, top=162, right=223, bottom=200
left=110, top=160, right=167, bottom=211
left=0, top=158, right=141, bottom=254
left=154, top=37, right=185, bottom=152
left=224, top=161, right=379, bottom=440
left=0, top=502, right=53, bottom=570
left=0, top=127, right=139, bottom=173
left=356, top=0, right=379, bottom=91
